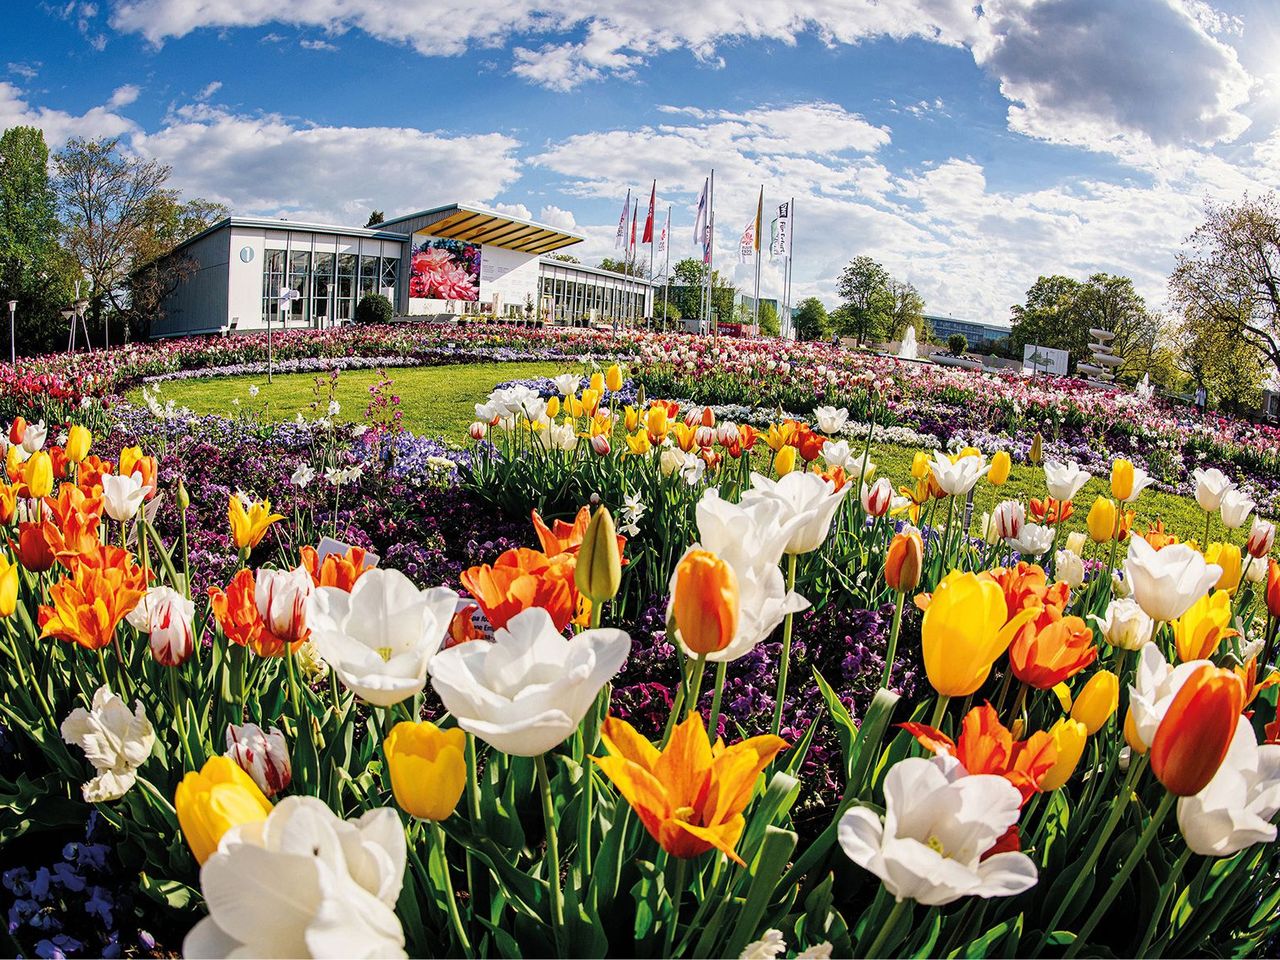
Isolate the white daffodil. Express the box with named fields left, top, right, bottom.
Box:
left=812, top=405, right=849, bottom=434
left=1177, top=716, right=1280, bottom=857
left=291, top=463, right=316, bottom=488
left=1193, top=467, right=1235, bottom=512
left=1220, top=488, right=1256, bottom=530
left=305, top=570, right=458, bottom=707
left=930, top=450, right=988, bottom=497
left=838, top=755, right=1037, bottom=906
left=743, top=471, right=850, bottom=555
left=429, top=607, right=629, bottom=756
left=100, top=472, right=148, bottom=523
left=60, top=686, right=156, bottom=803
left=1043, top=460, right=1091, bottom=502
left=1128, top=644, right=1215, bottom=750
left=183, top=796, right=406, bottom=959
left=1123, top=536, right=1222, bottom=622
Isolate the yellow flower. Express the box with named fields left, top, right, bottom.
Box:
left=1086, top=496, right=1115, bottom=544
left=0, top=556, right=17, bottom=617
left=227, top=493, right=285, bottom=551
left=645, top=405, right=669, bottom=442
left=545, top=396, right=561, bottom=419
left=624, top=405, right=640, bottom=432
left=175, top=757, right=273, bottom=865
left=988, top=451, right=1011, bottom=485
left=605, top=364, right=624, bottom=392
left=911, top=451, right=931, bottom=480
left=763, top=421, right=797, bottom=453
left=383, top=721, right=467, bottom=821
left=589, top=372, right=606, bottom=394
left=1203, top=542, right=1242, bottom=595
left=1173, top=589, right=1237, bottom=662
left=25, top=451, right=53, bottom=499
left=920, top=571, right=1040, bottom=697
left=1111, top=459, right=1134, bottom=501
left=1070, top=670, right=1119, bottom=734
left=626, top=431, right=652, bottom=456
left=774, top=445, right=797, bottom=476
left=65, top=425, right=92, bottom=463
left=1039, top=718, right=1088, bottom=790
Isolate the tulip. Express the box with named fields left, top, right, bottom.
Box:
left=1009, top=615, right=1097, bottom=689
left=175, top=756, right=274, bottom=865
left=861, top=477, right=893, bottom=518
left=921, top=571, right=1040, bottom=697
left=39, top=545, right=149, bottom=650
left=813, top=405, right=849, bottom=434
left=605, top=363, right=624, bottom=392
left=1150, top=665, right=1244, bottom=796
left=576, top=506, right=622, bottom=603
left=12, top=521, right=54, bottom=573
left=101, top=471, right=147, bottom=523
left=227, top=493, right=284, bottom=551
left=383, top=720, right=466, bottom=821
left=118, top=447, right=158, bottom=496
left=1111, top=458, right=1154, bottom=502
left=1204, top=542, right=1242, bottom=595
left=224, top=722, right=292, bottom=797
left=25, top=450, right=53, bottom=499
left=590, top=434, right=611, bottom=456
left=1124, top=536, right=1222, bottom=622
left=0, top=556, right=15, bottom=618
left=149, top=593, right=196, bottom=666
left=1173, top=590, right=1237, bottom=662
left=1039, top=718, right=1088, bottom=791
left=774, top=444, right=797, bottom=476
left=1006, top=522, right=1055, bottom=558
left=1028, top=432, right=1043, bottom=466
left=1086, top=496, right=1115, bottom=543
left=1193, top=467, right=1235, bottom=512
left=885, top=530, right=923, bottom=593
left=911, top=450, right=931, bottom=480
left=7, top=416, right=26, bottom=446
left=1043, top=460, right=1091, bottom=502
left=65, top=425, right=91, bottom=463
left=1176, top=716, right=1280, bottom=856
left=588, top=371, right=605, bottom=394
left=1071, top=670, right=1119, bottom=733
left=1055, top=549, right=1085, bottom=589
left=1220, top=489, right=1256, bottom=530
left=60, top=685, right=155, bottom=802
left=671, top=549, right=739, bottom=656
left=20, top=420, right=46, bottom=453
left=743, top=471, right=849, bottom=556
left=1065, top=531, right=1087, bottom=556
left=553, top=373, right=580, bottom=396
left=1246, top=518, right=1275, bottom=559
left=254, top=565, right=313, bottom=646
left=992, top=500, right=1024, bottom=541
left=1269, top=559, right=1280, bottom=618
left=930, top=449, right=987, bottom=496
left=461, top=546, right=577, bottom=633
left=1089, top=597, right=1154, bottom=651
left=468, top=421, right=488, bottom=440
left=989, top=450, right=1011, bottom=485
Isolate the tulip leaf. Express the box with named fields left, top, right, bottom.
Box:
left=811, top=668, right=858, bottom=779
left=723, top=826, right=798, bottom=958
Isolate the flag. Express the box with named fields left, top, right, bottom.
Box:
left=738, top=216, right=755, bottom=264
left=773, top=201, right=792, bottom=258
left=658, top=207, right=669, bottom=254
left=642, top=180, right=656, bottom=244
left=693, top=177, right=708, bottom=246
left=769, top=217, right=779, bottom=260
left=614, top=190, right=631, bottom=249
left=753, top=187, right=763, bottom=253
left=630, top=206, right=637, bottom=255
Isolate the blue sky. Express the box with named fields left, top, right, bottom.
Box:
left=5, top=1, right=1280, bottom=324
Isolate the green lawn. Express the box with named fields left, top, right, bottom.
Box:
left=136, top=362, right=1211, bottom=542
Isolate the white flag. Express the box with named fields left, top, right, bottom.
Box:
left=774, top=201, right=792, bottom=258
left=657, top=208, right=669, bottom=254
left=693, top=178, right=708, bottom=246
left=738, top=216, right=756, bottom=264
left=614, top=190, right=631, bottom=249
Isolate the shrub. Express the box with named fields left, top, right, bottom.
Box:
left=947, top=333, right=968, bottom=356
left=355, top=294, right=394, bottom=325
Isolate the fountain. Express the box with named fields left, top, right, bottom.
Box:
left=897, top=324, right=918, bottom=361
left=1135, top=373, right=1153, bottom=401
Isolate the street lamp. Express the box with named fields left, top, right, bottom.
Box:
left=6, top=301, right=14, bottom=366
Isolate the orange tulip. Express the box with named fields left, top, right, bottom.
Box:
left=118, top=446, right=158, bottom=496
left=672, top=550, right=739, bottom=656
left=77, top=455, right=113, bottom=495
left=1142, top=519, right=1179, bottom=551
left=11, top=521, right=55, bottom=573
left=8, top=416, right=27, bottom=445
left=1008, top=615, right=1097, bottom=689
left=885, top=530, right=923, bottom=592
left=445, top=603, right=484, bottom=648
left=532, top=506, right=626, bottom=561
left=460, top=547, right=577, bottom=632
left=299, top=544, right=371, bottom=591
left=794, top=425, right=825, bottom=463
left=983, top=562, right=1068, bottom=625
left=1267, top=559, right=1280, bottom=619
left=903, top=703, right=1058, bottom=804
left=207, top=568, right=304, bottom=657
left=594, top=712, right=787, bottom=865
left=1150, top=665, right=1244, bottom=796
left=38, top=545, right=148, bottom=650
left=1234, top=658, right=1280, bottom=710
left=1029, top=497, right=1073, bottom=525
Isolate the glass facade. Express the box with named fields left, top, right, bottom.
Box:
left=537, top=264, right=651, bottom=326
left=261, top=239, right=399, bottom=327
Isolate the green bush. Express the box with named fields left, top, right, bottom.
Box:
left=355, top=294, right=394, bottom=325
left=947, top=333, right=968, bottom=356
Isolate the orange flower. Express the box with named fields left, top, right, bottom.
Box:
left=983, top=562, right=1067, bottom=627
left=762, top=420, right=799, bottom=453
left=118, top=446, right=158, bottom=496
left=44, top=483, right=103, bottom=531
left=40, top=485, right=105, bottom=570
left=672, top=422, right=698, bottom=452
left=671, top=550, right=739, bottom=656
left=1234, top=658, right=1280, bottom=710
left=594, top=712, right=787, bottom=865
left=1008, top=615, right=1097, bottom=688
left=1029, top=497, right=1074, bottom=525
left=0, top=481, right=17, bottom=525
left=812, top=463, right=850, bottom=491
left=532, top=507, right=591, bottom=556
left=460, top=547, right=577, bottom=632
left=38, top=544, right=148, bottom=650
left=1150, top=665, right=1244, bottom=796
left=1142, top=519, right=1179, bottom=550
left=445, top=603, right=484, bottom=648
left=299, top=544, right=370, bottom=591
left=207, top=568, right=302, bottom=657
left=77, top=456, right=113, bottom=495
left=902, top=703, right=1058, bottom=804
left=11, top=522, right=55, bottom=573
left=793, top=425, right=825, bottom=463
left=1268, top=559, right=1280, bottom=619
left=885, top=530, right=924, bottom=593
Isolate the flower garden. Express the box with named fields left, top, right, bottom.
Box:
left=1, top=321, right=1279, bottom=959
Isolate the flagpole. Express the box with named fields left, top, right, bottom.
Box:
left=662, top=205, right=671, bottom=330
left=752, top=187, right=762, bottom=331
left=786, top=196, right=795, bottom=339
left=707, top=168, right=716, bottom=337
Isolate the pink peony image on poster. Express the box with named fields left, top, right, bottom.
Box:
left=409, top=236, right=481, bottom=301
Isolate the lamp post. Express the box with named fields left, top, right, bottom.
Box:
left=6, top=301, right=14, bottom=365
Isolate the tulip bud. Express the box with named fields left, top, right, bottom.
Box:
left=1246, top=518, right=1275, bottom=560
left=13, top=521, right=54, bottom=573
left=21, top=420, right=46, bottom=454
left=1204, top=542, right=1242, bottom=595
left=175, top=756, right=273, bottom=865
left=590, top=434, right=611, bottom=457
left=671, top=549, right=739, bottom=656
left=25, top=451, right=53, bottom=499
left=1111, top=458, right=1135, bottom=501
left=0, top=558, right=16, bottom=617
left=992, top=500, right=1024, bottom=541
left=1071, top=670, right=1119, bottom=734
left=774, top=445, right=797, bottom=476
left=469, top=421, right=488, bottom=441
left=589, top=372, right=605, bottom=394
left=65, top=424, right=91, bottom=463
left=575, top=506, right=622, bottom=603
left=384, top=721, right=467, bottom=820
left=225, top=722, right=292, bottom=797
left=1065, top=531, right=1087, bottom=557
left=1029, top=432, right=1043, bottom=467
left=1039, top=718, right=1087, bottom=791
left=8, top=417, right=27, bottom=446
left=545, top=396, right=561, bottom=419
left=150, top=595, right=196, bottom=667
left=1086, top=495, right=1115, bottom=544
left=988, top=451, right=1011, bottom=486
left=605, top=364, right=624, bottom=392
left=911, top=450, right=930, bottom=480
left=176, top=477, right=190, bottom=512
left=1150, top=665, right=1244, bottom=796
left=885, top=530, right=924, bottom=593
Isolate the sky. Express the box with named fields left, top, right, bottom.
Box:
left=5, top=0, right=1280, bottom=326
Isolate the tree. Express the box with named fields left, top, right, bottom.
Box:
left=598, top=257, right=648, bottom=278
left=791, top=296, right=830, bottom=342
left=1170, top=193, right=1280, bottom=385
left=947, top=333, right=968, bottom=356
left=546, top=253, right=580, bottom=264
left=355, top=293, right=394, bottom=325
left=667, top=258, right=735, bottom=326
left=1009, top=275, right=1088, bottom=369
left=365, top=210, right=385, bottom=227
left=886, top=278, right=925, bottom=341
left=835, top=256, right=893, bottom=344
left=757, top=300, right=780, bottom=336
left=1176, top=296, right=1264, bottom=414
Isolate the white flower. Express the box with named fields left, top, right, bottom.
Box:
left=930, top=450, right=987, bottom=497
left=1090, top=597, right=1155, bottom=651
left=553, top=373, right=581, bottom=396
left=183, top=796, right=407, bottom=959
left=797, top=945, right=833, bottom=960
left=1112, top=570, right=1132, bottom=599
left=1220, top=488, right=1256, bottom=530
left=60, top=686, right=156, bottom=802
left=225, top=722, right=292, bottom=798
left=838, top=755, right=1037, bottom=906
left=1043, top=460, right=1091, bottom=502
left=739, top=929, right=787, bottom=959
left=1006, top=522, right=1054, bottom=557
left=1177, top=716, right=1280, bottom=857
left=680, top=454, right=706, bottom=486
left=861, top=477, right=893, bottom=518
left=1118, top=464, right=1154, bottom=503
left=620, top=491, right=646, bottom=537
left=1123, top=536, right=1222, bottom=622
left=291, top=463, right=316, bottom=488
left=100, top=472, right=148, bottom=522
left=812, top=405, right=849, bottom=434
left=1246, top=517, right=1276, bottom=559
left=305, top=570, right=458, bottom=707
left=821, top=438, right=854, bottom=470
left=991, top=500, right=1024, bottom=541
left=126, top=584, right=189, bottom=633
left=537, top=421, right=578, bottom=453
left=744, top=471, right=850, bottom=555
left=327, top=399, right=341, bottom=416
left=1129, top=644, right=1215, bottom=750
left=248, top=385, right=260, bottom=398
left=1193, top=467, right=1235, bottom=512
left=351, top=424, right=368, bottom=438
left=428, top=607, right=630, bottom=756
left=1246, top=557, right=1267, bottom=584
left=1065, top=531, right=1087, bottom=556
left=255, top=566, right=314, bottom=645
left=520, top=396, right=548, bottom=422
left=1055, top=549, right=1084, bottom=589
left=21, top=419, right=47, bottom=453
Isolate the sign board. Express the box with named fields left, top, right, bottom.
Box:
left=1023, top=344, right=1069, bottom=376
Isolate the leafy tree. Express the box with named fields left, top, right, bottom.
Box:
left=355, top=293, right=394, bottom=325
left=757, top=300, right=780, bottom=336
left=365, top=209, right=385, bottom=227
left=667, top=258, right=735, bottom=326
left=886, top=279, right=926, bottom=341
left=835, top=256, right=893, bottom=344
left=1175, top=295, right=1264, bottom=414
left=546, top=253, right=580, bottom=264
left=1009, top=275, right=1088, bottom=369
left=947, top=333, right=968, bottom=356
left=598, top=256, right=648, bottom=278
left=791, top=296, right=830, bottom=342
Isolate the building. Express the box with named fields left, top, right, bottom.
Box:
left=925, top=314, right=1011, bottom=350
left=151, top=203, right=656, bottom=337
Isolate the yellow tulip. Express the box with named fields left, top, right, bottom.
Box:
left=988, top=451, right=1011, bottom=485
left=0, top=556, right=17, bottom=617
left=175, top=757, right=273, bottom=865
left=1124, top=707, right=1147, bottom=754
left=1039, top=718, right=1088, bottom=790
left=227, top=493, right=285, bottom=551
left=1029, top=432, right=1043, bottom=467
left=1086, top=496, right=1115, bottom=544
left=25, top=451, right=53, bottom=498
left=1111, top=459, right=1134, bottom=501
left=383, top=721, right=467, bottom=821
left=1173, top=589, right=1237, bottom=662
left=624, top=405, right=640, bottom=432
left=645, top=405, right=669, bottom=441
left=626, top=431, right=651, bottom=455
left=1071, top=670, right=1119, bottom=734
left=545, top=396, right=561, bottom=419
left=920, top=571, right=1040, bottom=697
left=605, top=364, right=624, bottom=392
left=589, top=372, right=606, bottom=394
left=1052, top=682, right=1073, bottom=713
left=576, top=506, right=622, bottom=603
left=65, top=425, right=91, bottom=463
left=1203, top=542, right=1242, bottom=595
left=580, top=388, right=601, bottom=418
left=911, top=451, right=931, bottom=480
left=774, top=445, right=797, bottom=476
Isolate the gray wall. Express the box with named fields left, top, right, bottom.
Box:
left=153, top=226, right=231, bottom=337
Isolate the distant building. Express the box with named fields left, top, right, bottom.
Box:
left=926, top=314, right=1011, bottom=350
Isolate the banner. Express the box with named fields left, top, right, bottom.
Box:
left=642, top=181, right=656, bottom=244
left=629, top=207, right=637, bottom=255
left=738, top=216, right=756, bottom=264
left=772, top=200, right=791, bottom=258
left=657, top=207, right=669, bottom=254
left=614, top=190, right=630, bottom=249
left=693, top=178, right=708, bottom=246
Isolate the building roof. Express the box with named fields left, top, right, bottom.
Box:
left=167, top=215, right=408, bottom=255
left=377, top=203, right=584, bottom=255
left=538, top=256, right=661, bottom=285
left=924, top=314, right=1011, bottom=335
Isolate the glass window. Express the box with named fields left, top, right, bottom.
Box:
left=287, top=250, right=311, bottom=326
left=359, top=255, right=380, bottom=297
left=261, top=249, right=285, bottom=326
left=335, top=254, right=356, bottom=322
left=313, top=253, right=334, bottom=326
left=380, top=257, right=399, bottom=311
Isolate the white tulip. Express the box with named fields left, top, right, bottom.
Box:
left=991, top=500, right=1025, bottom=541
left=1128, top=644, right=1215, bottom=749
left=21, top=420, right=47, bottom=453
left=1055, top=549, right=1084, bottom=589
left=821, top=438, right=854, bottom=471
left=126, top=585, right=190, bottom=633
left=428, top=607, right=630, bottom=756
left=1246, top=517, right=1276, bottom=559
left=1246, top=557, right=1267, bottom=584
left=743, top=471, right=850, bottom=555
left=812, top=405, right=849, bottom=434
left=1043, top=460, right=1091, bottom=502
left=838, top=755, right=1037, bottom=905
left=1089, top=597, right=1154, bottom=651
left=225, top=722, right=293, bottom=798
left=1007, top=523, right=1054, bottom=558
left=60, top=686, right=156, bottom=803
left=1220, top=488, right=1256, bottom=530
left=1064, top=531, right=1087, bottom=557
left=148, top=594, right=196, bottom=666
left=255, top=566, right=314, bottom=645
left=929, top=450, right=988, bottom=497
left=553, top=373, right=581, bottom=396
left=1123, top=536, right=1221, bottom=622
left=861, top=478, right=893, bottom=518
left=183, top=796, right=406, bottom=959
left=1177, top=716, right=1280, bottom=857
left=1118, top=465, right=1155, bottom=503
left=695, top=489, right=804, bottom=572
left=305, top=570, right=458, bottom=707
left=1193, top=467, right=1235, bottom=512
left=100, top=472, right=148, bottom=523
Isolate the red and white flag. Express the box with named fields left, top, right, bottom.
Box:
left=642, top=180, right=656, bottom=244
left=657, top=207, right=669, bottom=254
left=630, top=206, right=637, bottom=254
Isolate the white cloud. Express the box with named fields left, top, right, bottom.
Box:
left=538, top=205, right=577, bottom=230
left=0, top=81, right=136, bottom=144
left=108, top=84, right=141, bottom=107
left=195, top=81, right=222, bottom=101
left=7, top=62, right=40, bottom=80
left=490, top=201, right=533, bottom=220
left=299, top=38, right=338, bottom=51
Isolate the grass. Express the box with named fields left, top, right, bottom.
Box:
left=137, top=362, right=1215, bottom=545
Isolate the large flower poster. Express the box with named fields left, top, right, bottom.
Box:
left=409, top=233, right=481, bottom=301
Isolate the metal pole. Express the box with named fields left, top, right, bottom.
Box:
left=6, top=301, right=14, bottom=365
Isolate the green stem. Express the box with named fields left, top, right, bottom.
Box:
left=770, top=553, right=799, bottom=737
left=431, top=821, right=474, bottom=957
left=535, top=754, right=566, bottom=957
left=864, top=897, right=911, bottom=959
left=928, top=694, right=950, bottom=732
left=706, top=660, right=728, bottom=736
left=663, top=857, right=687, bottom=958
left=168, top=666, right=197, bottom=771
left=1135, top=845, right=1191, bottom=957
left=881, top=589, right=906, bottom=689
left=686, top=655, right=707, bottom=721
left=465, top=733, right=482, bottom=907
